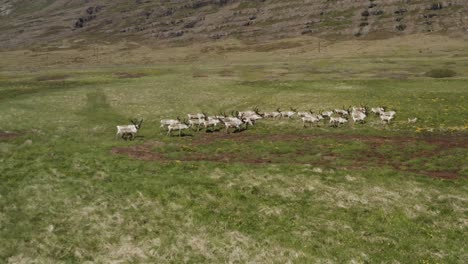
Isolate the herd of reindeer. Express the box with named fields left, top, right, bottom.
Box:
left=116, top=105, right=416, bottom=139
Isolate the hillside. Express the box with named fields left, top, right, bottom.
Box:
left=0, top=0, right=467, bottom=49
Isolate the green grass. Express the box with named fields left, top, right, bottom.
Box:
left=0, top=48, right=467, bottom=263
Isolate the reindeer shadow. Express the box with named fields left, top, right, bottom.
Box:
left=169, top=133, right=193, bottom=137
left=205, top=127, right=222, bottom=133
left=232, top=127, right=248, bottom=133
left=120, top=134, right=145, bottom=141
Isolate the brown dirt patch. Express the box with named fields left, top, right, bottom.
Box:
left=422, top=171, right=460, bottom=180
left=112, top=141, right=165, bottom=161
left=114, top=72, right=147, bottom=79
left=0, top=132, right=20, bottom=140
left=111, top=133, right=467, bottom=180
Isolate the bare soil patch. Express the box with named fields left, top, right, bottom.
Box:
left=0, top=132, right=20, bottom=140
left=114, top=72, right=147, bottom=79
left=112, top=133, right=467, bottom=179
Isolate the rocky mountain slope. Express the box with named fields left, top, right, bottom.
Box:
left=0, top=0, right=467, bottom=49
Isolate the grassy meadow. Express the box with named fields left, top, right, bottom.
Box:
left=0, top=35, right=467, bottom=263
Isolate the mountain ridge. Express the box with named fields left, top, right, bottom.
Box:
left=0, top=0, right=467, bottom=49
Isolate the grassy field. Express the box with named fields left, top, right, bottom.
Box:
left=0, top=35, right=467, bottom=263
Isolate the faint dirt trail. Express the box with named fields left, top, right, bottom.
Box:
left=112, top=133, right=468, bottom=180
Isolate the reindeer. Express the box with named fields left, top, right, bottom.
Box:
left=187, top=113, right=205, bottom=120
left=160, top=117, right=180, bottom=128
left=236, top=107, right=258, bottom=118
left=207, top=113, right=225, bottom=121
left=408, top=117, right=418, bottom=124
left=280, top=107, right=296, bottom=118
left=321, top=110, right=334, bottom=118
left=188, top=118, right=204, bottom=131
left=253, top=107, right=266, bottom=117
left=222, top=118, right=242, bottom=133
left=221, top=114, right=252, bottom=133
left=352, top=105, right=367, bottom=114
left=263, top=108, right=281, bottom=118
left=308, top=110, right=323, bottom=120
left=380, top=114, right=394, bottom=123
left=301, top=116, right=321, bottom=128
left=203, top=115, right=221, bottom=131
left=351, top=111, right=367, bottom=123
left=380, top=110, right=396, bottom=117
left=334, top=106, right=349, bottom=116
left=298, top=111, right=312, bottom=118
left=371, top=107, right=385, bottom=115
left=329, top=117, right=348, bottom=127
left=212, top=112, right=227, bottom=122
left=167, top=120, right=190, bottom=137
left=116, top=119, right=143, bottom=140
left=245, top=109, right=263, bottom=125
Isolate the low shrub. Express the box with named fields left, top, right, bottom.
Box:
left=424, top=69, right=456, bottom=78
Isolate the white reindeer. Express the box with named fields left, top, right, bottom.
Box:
left=371, top=107, right=384, bottom=115
left=334, top=107, right=349, bottom=116
left=380, top=111, right=396, bottom=117
left=238, top=111, right=256, bottom=118
left=116, top=119, right=143, bottom=140
left=329, top=117, right=348, bottom=127
left=167, top=123, right=190, bottom=137
left=302, top=116, right=320, bottom=127
left=188, top=118, right=204, bottom=131
left=160, top=118, right=180, bottom=128
left=187, top=113, right=205, bottom=120
left=222, top=118, right=243, bottom=133
left=203, top=118, right=221, bottom=130
left=408, top=117, right=418, bottom=124
left=321, top=110, right=334, bottom=118
left=380, top=114, right=394, bottom=123
left=308, top=111, right=324, bottom=121
left=351, top=106, right=368, bottom=115
left=298, top=111, right=312, bottom=118
left=263, top=109, right=281, bottom=119
left=244, top=113, right=263, bottom=125
left=351, top=111, right=367, bottom=123
left=280, top=108, right=297, bottom=119
left=222, top=116, right=252, bottom=133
